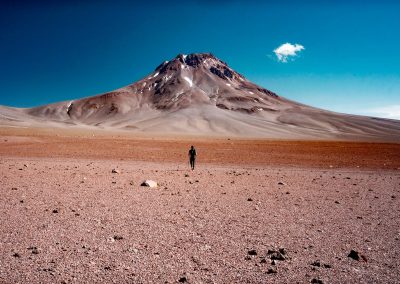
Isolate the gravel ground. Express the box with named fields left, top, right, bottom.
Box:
left=1, top=157, right=399, bottom=283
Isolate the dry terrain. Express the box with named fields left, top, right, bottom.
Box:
left=1, top=127, right=400, bottom=283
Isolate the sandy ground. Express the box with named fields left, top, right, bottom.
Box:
left=1, top=128, right=400, bottom=283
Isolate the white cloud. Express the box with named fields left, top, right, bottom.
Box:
left=365, top=105, right=400, bottom=120
left=273, top=43, right=305, bottom=63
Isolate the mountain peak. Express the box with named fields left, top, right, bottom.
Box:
left=176, top=52, right=216, bottom=66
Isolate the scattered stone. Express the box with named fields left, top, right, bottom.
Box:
left=266, top=267, right=277, bottom=274
left=278, top=182, right=285, bottom=185
left=184, top=174, right=189, bottom=177
left=267, top=249, right=286, bottom=261
left=334, top=201, right=340, bottom=204
left=52, top=209, right=59, bottom=213
left=111, top=169, right=120, bottom=174
left=348, top=249, right=360, bottom=261
left=311, top=260, right=321, bottom=267
left=323, top=264, right=332, bottom=268
left=260, top=258, right=267, bottom=264
left=311, top=278, right=324, bottom=284
left=113, top=235, right=123, bottom=241
left=248, top=249, right=257, bottom=256
left=271, top=260, right=276, bottom=265
left=12, top=252, right=20, bottom=258
left=141, top=180, right=157, bottom=188
left=247, top=198, right=253, bottom=201
left=11, top=187, right=17, bottom=190
left=28, top=246, right=39, bottom=254
left=360, top=254, right=368, bottom=262
left=178, top=276, right=187, bottom=283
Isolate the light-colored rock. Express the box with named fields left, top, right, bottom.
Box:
left=111, top=168, right=120, bottom=174
left=141, top=180, right=157, bottom=188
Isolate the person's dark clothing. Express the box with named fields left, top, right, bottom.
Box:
left=189, top=148, right=196, bottom=170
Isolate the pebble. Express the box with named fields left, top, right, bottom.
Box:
left=348, top=249, right=360, bottom=261
left=267, top=248, right=286, bottom=261
left=248, top=249, right=257, bottom=256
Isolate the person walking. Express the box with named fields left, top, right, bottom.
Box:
left=188, top=145, right=197, bottom=170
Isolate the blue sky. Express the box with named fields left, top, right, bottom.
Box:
left=1, top=0, right=399, bottom=119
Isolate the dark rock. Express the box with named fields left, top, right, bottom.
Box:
left=184, top=53, right=205, bottom=67
left=278, top=182, right=285, bottom=185
left=28, top=246, right=39, bottom=254
left=247, top=198, right=253, bottom=201
left=348, top=249, right=360, bottom=260
left=267, top=267, right=277, bottom=274
left=52, top=209, right=58, bottom=213
left=248, top=249, right=257, bottom=256
left=12, top=252, right=20, bottom=258
left=178, top=276, right=187, bottom=283
left=323, top=264, right=332, bottom=268
left=210, top=66, right=226, bottom=80
left=311, top=260, right=321, bottom=267
left=360, top=254, right=368, bottom=262
left=267, top=249, right=286, bottom=261
left=223, top=67, right=233, bottom=79
left=311, top=278, right=324, bottom=284
left=113, top=235, right=123, bottom=240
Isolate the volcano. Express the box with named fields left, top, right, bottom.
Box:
left=1, top=53, right=400, bottom=141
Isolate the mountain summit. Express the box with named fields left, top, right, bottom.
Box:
left=0, top=53, right=400, bottom=140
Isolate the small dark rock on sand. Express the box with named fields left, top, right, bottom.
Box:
left=348, top=249, right=360, bottom=261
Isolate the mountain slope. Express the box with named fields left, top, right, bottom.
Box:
left=1, top=53, right=400, bottom=141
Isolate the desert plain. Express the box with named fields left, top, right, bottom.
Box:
left=0, top=127, right=400, bottom=283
